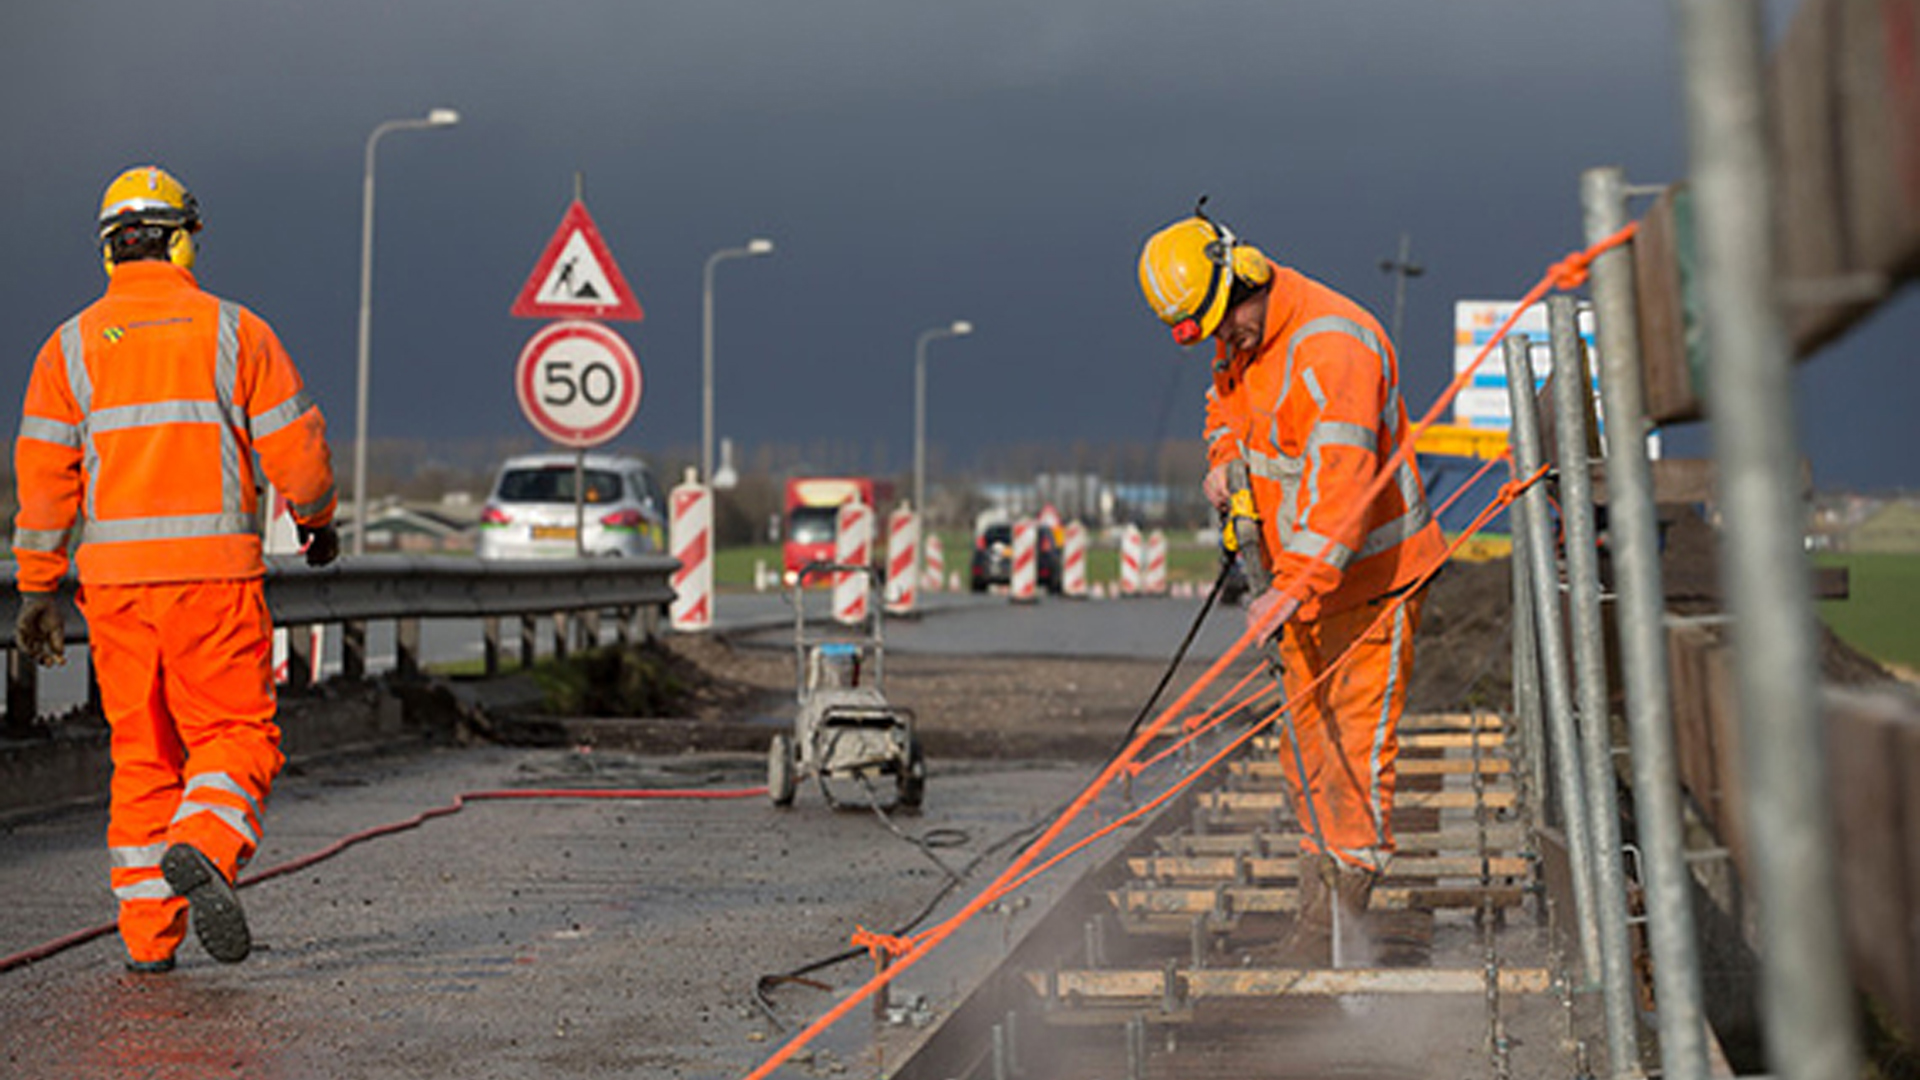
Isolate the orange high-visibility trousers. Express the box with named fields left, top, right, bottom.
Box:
left=1273, top=593, right=1422, bottom=872
left=81, top=579, right=282, bottom=964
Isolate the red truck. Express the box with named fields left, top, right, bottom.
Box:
left=783, top=476, right=894, bottom=584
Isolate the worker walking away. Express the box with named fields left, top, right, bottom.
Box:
left=11, top=165, right=340, bottom=973
left=1137, top=202, right=1446, bottom=965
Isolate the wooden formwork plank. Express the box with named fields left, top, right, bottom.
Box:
left=1631, top=187, right=1703, bottom=425
left=1127, top=854, right=1534, bottom=883
left=1111, top=884, right=1526, bottom=916
left=1772, top=0, right=1861, bottom=352
left=1253, top=732, right=1507, bottom=752
left=1840, top=0, right=1920, bottom=285
left=1823, top=687, right=1920, bottom=1036
left=1203, top=789, right=1516, bottom=814
left=1028, top=967, right=1553, bottom=1000
left=1901, top=699, right=1920, bottom=1043
left=1157, top=826, right=1529, bottom=858
left=1398, top=712, right=1506, bottom=732
left=1232, top=758, right=1510, bottom=780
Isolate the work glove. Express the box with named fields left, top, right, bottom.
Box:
left=1246, top=588, right=1299, bottom=646
left=297, top=522, right=340, bottom=568
left=16, top=593, right=65, bottom=668
left=1202, top=462, right=1232, bottom=513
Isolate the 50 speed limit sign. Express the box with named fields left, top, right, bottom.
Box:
left=515, top=320, right=643, bottom=447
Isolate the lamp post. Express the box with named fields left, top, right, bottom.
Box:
left=701, top=239, right=775, bottom=484
left=353, top=107, right=459, bottom=555
left=1378, top=231, right=1424, bottom=349
left=913, top=320, right=973, bottom=585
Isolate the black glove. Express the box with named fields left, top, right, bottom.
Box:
left=297, top=522, right=340, bottom=568
left=16, top=593, right=65, bottom=667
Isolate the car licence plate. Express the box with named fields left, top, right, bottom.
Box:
left=531, top=525, right=577, bottom=541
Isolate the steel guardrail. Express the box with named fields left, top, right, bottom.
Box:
left=0, top=554, right=679, bottom=647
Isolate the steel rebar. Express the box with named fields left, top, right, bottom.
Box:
left=1582, top=163, right=1711, bottom=1080
left=1548, top=293, right=1642, bottom=1075
left=1675, top=3, right=1861, bottom=1078
left=1504, top=334, right=1603, bottom=980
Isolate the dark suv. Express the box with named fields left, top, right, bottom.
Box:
left=970, top=521, right=1062, bottom=594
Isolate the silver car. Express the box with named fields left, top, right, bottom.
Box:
left=476, top=452, right=667, bottom=559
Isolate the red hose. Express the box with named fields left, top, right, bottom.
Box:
left=0, top=784, right=767, bottom=974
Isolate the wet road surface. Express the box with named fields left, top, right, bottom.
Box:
left=0, top=745, right=1103, bottom=1079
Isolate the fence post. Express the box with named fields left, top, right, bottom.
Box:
left=285, top=625, right=314, bottom=691
left=396, top=618, right=421, bottom=680
left=1676, top=4, right=1861, bottom=1077
left=1583, top=164, right=1710, bottom=1080
left=1504, top=334, right=1604, bottom=982
left=6, top=650, right=37, bottom=738
left=343, top=621, right=367, bottom=681
left=1548, top=293, right=1641, bottom=1074
left=1509, top=531, right=1548, bottom=827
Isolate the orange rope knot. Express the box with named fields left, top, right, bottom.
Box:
left=1548, top=250, right=1594, bottom=291
left=1498, top=463, right=1553, bottom=504
left=1549, top=222, right=1639, bottom=292
left=850, top=926, right=913, bottom=961
left=1123, top=759, right=1148, bottom=778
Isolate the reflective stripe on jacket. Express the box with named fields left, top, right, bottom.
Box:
left=12, top=262, right=336, bottom=591
left=1203, top=264, right=1444, bottom=620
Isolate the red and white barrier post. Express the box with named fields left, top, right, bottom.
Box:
left=885, top=504, right=919, bottom=615
left=1061, top=520, right=1089, bottom=598
left=833, top=502, right=873, bottom=625
left=1119, top=525, right=1143, bottom=596
left=1145, top=529, right=1169, bottom=595
left=670, top=468, right=714, bottom=631
left=1010, top=518, right=1038, bottom=603
left=922, top=534, right=945, bottom=594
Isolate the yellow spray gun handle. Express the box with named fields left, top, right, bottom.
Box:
left=1221, top=459, right=1272, bottom=601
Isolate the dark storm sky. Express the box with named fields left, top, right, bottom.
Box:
left=0, top=1, right=1911, bottom=491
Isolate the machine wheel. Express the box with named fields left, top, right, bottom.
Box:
left=895, top=736, right=926, bottom=812
left=768, top=734, right=796, bottom=808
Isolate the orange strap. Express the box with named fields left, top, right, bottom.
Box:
left=739, top=223, right=1638, bottom=1080
left=850, top=926, right=912, bottom=961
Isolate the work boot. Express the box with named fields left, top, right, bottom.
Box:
left=1330, top=861, right=1379, bottom=965
left=161, top=844, right=251, bottom=964
left=124, top=956, right=176, bottom=975
left=1277, top=852, right=1335, bottom=967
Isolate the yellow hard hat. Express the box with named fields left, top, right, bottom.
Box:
left=1138, top=206, right=1272, bottom=345
left=97, top=165, right=202, bottom=270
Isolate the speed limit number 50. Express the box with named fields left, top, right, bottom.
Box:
left=514, top=320, right=644, bottom=448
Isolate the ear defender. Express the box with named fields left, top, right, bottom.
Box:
left=1230, top=243, right=1272, bottom=287
left=167, top=227, right=196, bottom=270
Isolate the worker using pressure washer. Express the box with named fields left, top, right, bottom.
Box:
left=1138, top=201, right=1446, bottom=965
left=11, top=165, right=339, bottom=973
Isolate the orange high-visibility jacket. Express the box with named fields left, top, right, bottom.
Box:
left=12, top=261, right=336, bottom=592
left=1204, top=263, right=1444, bottom=621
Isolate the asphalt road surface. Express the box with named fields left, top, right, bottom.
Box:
left=0, top=591, right=1228, bottom=1079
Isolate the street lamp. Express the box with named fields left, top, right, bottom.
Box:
left=1378, top=231, right=1424, bottom=350
left=913, top=319, right=974, bottom=586
left=353, top=107, right=460, bottom=555
left=702, top=238, right=775, bottom=485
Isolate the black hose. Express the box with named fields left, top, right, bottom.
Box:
left=751, top=555, right=1240, bottom=1028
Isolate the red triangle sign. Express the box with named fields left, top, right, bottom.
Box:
left=511, top=200, right=644, bottom=321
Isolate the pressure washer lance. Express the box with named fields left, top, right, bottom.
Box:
left=1223, top=460, right=1343, bottom=965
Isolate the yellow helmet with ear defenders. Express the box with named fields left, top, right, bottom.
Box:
left=98, top=165, right=202, bottom=272
left=1137, top=198, right=1272, bottom=345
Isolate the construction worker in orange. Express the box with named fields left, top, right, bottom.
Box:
left=1139, top=201, right=1446, bottom=965
left=11, top=166, right=340, bottom=973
